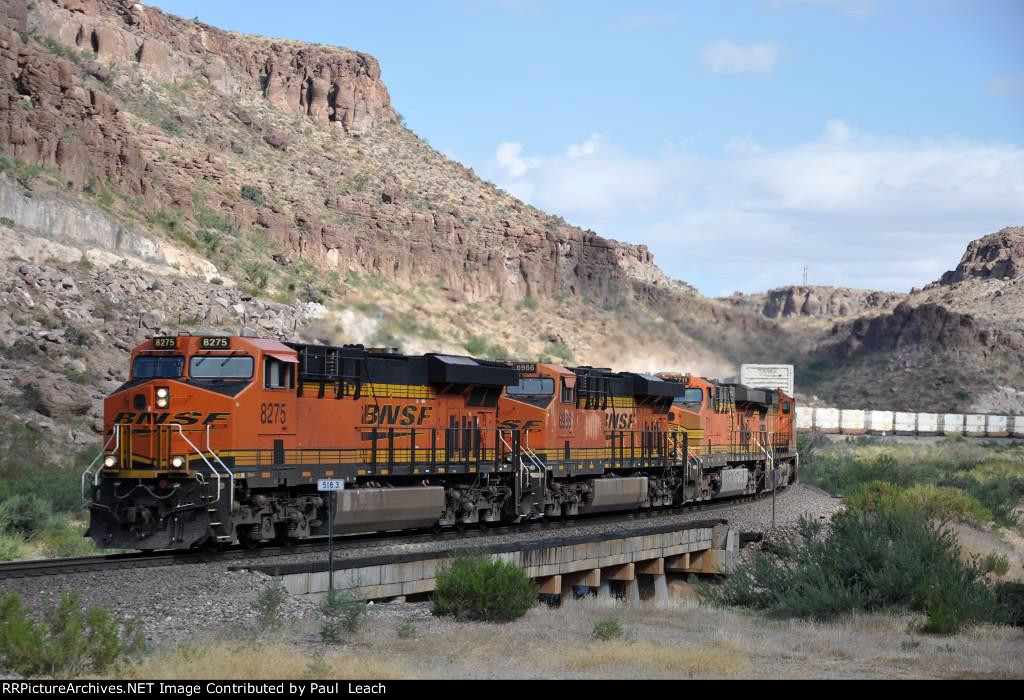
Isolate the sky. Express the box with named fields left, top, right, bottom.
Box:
left=151, top=0, right=1024, bottom=296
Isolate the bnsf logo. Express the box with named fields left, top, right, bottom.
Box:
left=111, top=411, right=230, bottom=426
left=361, top=404, right=433, bottom=426
left=605, top=413, right=635, bottom=430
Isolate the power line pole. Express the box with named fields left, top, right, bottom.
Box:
left=802, top=265, right=808, bottom=286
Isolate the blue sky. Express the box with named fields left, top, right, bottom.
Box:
left=152, top=0, right=1024, bottom=296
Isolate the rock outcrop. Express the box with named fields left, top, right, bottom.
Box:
left=723, top=285, right=904, bottom=320
left=937, top=227, right=1024, bottom=285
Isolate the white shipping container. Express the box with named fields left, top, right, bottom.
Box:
left=866, top=410, right=894, bottom=433
left=795, top=406, right=813, bottom=431
left=941, top=414, right=964, bottom=435
left=916, top=413, right=939, bottom=435
left=740, top=364, right=795, bottom=395
left=964, top=415, right=986, bottom=436
left=840, top=409, right=866, bottom=434
left=814, top=407, right=840, bottom=433
left=986, top=415, right=1009, bottom=437
left=894, top=412, right=917, bottom=434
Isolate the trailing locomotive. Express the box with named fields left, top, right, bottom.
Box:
left=83, top=334, right=797, bottom=551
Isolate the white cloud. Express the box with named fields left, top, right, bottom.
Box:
left=486, top=124, right=1024, bottom=295
left=700, top=39, right=782, bottom=75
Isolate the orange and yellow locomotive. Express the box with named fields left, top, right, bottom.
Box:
left=84, top=334, right=797, bottom=550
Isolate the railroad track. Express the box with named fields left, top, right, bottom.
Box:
left=0, top=492, right=780, bottom=580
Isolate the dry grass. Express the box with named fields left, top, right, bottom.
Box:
left=93, top=589, right=1023, bottom=680
left=111, top=641, right=410, bottom=680
left=546, top=639, right=750, bottom=677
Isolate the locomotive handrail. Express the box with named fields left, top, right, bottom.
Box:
left=166, top=423, right=229, bottom=506
left=81, top=424, right=120, bottom=501
left=204, top=424, right=235, bottom=513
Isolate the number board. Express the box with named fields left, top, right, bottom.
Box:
left=200, top=337, right=230, bottom=349
left=153, top=337, right=177, bottom=349
left=512, top=362, right=536, bottom=372
left=317, top=479, right=345, bottom=491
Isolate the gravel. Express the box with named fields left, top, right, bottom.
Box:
left=0, top=484, right=841, bottom=646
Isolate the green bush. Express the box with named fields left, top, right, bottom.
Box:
left=846, top=481, right=993, bottom=525
left=241, top=185, right=264, bottom=206
left=38, top=518, right=95, bottom=558
left=995, top=582, right=1024, bottom=627
left=591, top=616, right=623, bottom=641
left=702, top=506, right=1003, bottom=634
left=0, top=533, right=27, bottom=561
left=256, top=579, right=288, bottom=630
left=799, top=439, right=1024, bottom=527
left=515, top=296, right=539, bottom=311
left=432, top=553, right=536, bottom=623
left=319, top=589, right=365, bottom=643
left=0, top=592, right=144, bottom=677
left=0, top=494, right=52, bottom=538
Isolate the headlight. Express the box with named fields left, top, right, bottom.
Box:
left=103, top=455, right=117, bottom=468
left=171, top=456, right=185, bottom=468
left=156, top=397, right=169, bottom=408
left=156, top=388, right=169, bottom=398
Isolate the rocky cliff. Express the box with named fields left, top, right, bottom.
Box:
left=937, top=227, right=1024, bottom=286
left=722, top=285, right=905, bottom=320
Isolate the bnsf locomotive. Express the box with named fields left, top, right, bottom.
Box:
left=83, top=334, right=797, bottom=550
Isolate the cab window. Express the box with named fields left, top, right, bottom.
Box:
left=782, top=401, right=791, bottom=414
left=133, top=355, right=184, bottom=378
left=264, top=357, right=295, bottom=389
left=189, top=355, right=254, bottom=379
left=674, top=388, right=703, bottom=406
left=507, top=377, right=554, bottom=395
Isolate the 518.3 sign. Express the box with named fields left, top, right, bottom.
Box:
left=260, top=402, right=286, bottom=425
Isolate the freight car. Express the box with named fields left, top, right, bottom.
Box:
left=83, top=334, right=796, bottom=551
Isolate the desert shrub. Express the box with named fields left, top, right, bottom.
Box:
left=0, top=592, right=144, bottom=677
left=319, top=589, right=365, bottom=643
left=702, top=506, right=1003, bottom=634
left=0, top=494, right=52, bottom=538
left=515, top=296, right=539, bottom=311
left=543, top=342, right=574, bottom=364
left=396, top=620, right=417, bottom=640
left=432, top=553, right=536, bottom=623
left=38, top=518, right=95, bottom=558
left=0, top=533, right=27, bottom=561
left=241, top=260, right=270, bottom=290
left=591, top=616, right=623, bottom=641
left=800, top=439, right=1024, bottom=527
left=241, top=185, right=264, bottom=206
left=995, top=582, right=1024, bottom=627
left=256, top=579, right=288, bottom=630
left=846, top=481, right=993, bottom=525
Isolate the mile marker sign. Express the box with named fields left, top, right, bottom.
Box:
left=318, top=479, right=345, bottom=491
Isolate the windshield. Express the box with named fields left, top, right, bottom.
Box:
left=133, top=355, right=184, bottom=379
left=674, top=388, right=703, bottom=406
left=507, top=377, right=554, bottom=395
left=189, top=355, right=254, bottom=380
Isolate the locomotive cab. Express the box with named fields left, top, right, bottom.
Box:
left=85, top=334, right=298, bottom=550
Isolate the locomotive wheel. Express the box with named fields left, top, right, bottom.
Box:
left=274, top=524, right=297, bottom=547
left=239, top=527, right=261, bottom=550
